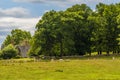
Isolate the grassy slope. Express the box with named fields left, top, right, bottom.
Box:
left=0, top=57, right=120, bottom=80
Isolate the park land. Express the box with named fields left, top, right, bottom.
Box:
left=1, top=55, right=120, bottom=80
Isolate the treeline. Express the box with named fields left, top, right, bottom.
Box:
left=2, top=3, right=120, bottom=58
left=29, top=3, right=120, bottom=57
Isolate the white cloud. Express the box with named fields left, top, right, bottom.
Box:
left=0, top=17, right=41, bottom=45
left=0, top=7, right=30, bottom=18
left=12, top=0, right=120, bottom=9
left=13, top=0, right=67, bottom=3
left=0, top=17, right=40, bottom=34
left=13, top=0, right=120, bottom=3
left=0, top=35, right=6, bottom=39
left=0, top=6, right=41, bottom=45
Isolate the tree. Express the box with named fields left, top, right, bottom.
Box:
left=88, top=10, right=107, bottom=55
left=3, top=29, right=31, bottom=47
left=65, top=4, right=93, bottom=55
left=29, top=10, right=60, bottom=56
left=117, top=14, right=120, bottom=54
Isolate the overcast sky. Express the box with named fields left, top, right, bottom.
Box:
left=0, top=0, right=120, bottom=46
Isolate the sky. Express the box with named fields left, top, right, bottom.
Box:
left=0, top=0, right=120, bottom=46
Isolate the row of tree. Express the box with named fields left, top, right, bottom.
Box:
left=2, top=3, right=120, bottom=58
left=28, top=3, right=120, bottom=57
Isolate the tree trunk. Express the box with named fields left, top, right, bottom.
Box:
left=113, top=51, right=116, bottom=54
left=98, top=51, right=102, bottom=55
left=89, top=52, right=91, bottom=56
left=117, top=51, right=120, bottom=54
left=98, top=51, right=100, bottom=55
left=99, top=51, right=102, bottom=55
left=60, top=40, right=63, bottom=58
left=106, top=51, right=109, bottom=56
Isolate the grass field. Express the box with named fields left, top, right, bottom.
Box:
left=1, top=56, right=120, bottom=80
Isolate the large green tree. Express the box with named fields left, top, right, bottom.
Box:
left=29, top=10, right=62, bottom=56
left=65, top=4, right=93, bottom=55
left=88, top=4, right=107, bottom=55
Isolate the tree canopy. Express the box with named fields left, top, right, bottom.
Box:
left=28, top=3, right=120, bottom=57
left=3, top=29, right=31, bottom=48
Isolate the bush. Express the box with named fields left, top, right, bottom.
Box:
left=1, top=44, right=18, bottom=59
left=14, top=55, right=21, bottom=59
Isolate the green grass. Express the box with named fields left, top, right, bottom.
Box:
left=1, top=56, right=120, bottom=80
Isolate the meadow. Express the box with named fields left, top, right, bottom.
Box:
left=1, top=55, right=120, bottom=80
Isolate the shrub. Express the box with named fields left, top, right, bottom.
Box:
left=13, top=55, right=22, bottom=59
left=1, top=44, right=18, bottom=59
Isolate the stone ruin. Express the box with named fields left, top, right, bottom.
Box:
left=1, top=44, right=5, bottom=50
left=1, top=39, right=30, bottom=58
left=16, top=45, right=30, bottom=58
left=1, top=44, right=30, bottom=58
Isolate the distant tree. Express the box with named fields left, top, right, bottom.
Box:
left=3, top=29, right=31, bottom=47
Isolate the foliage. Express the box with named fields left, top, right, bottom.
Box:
left=0, top=44, right=18, bottom=59
left=3, top=29, right=31, bottom=47
left=29, top=4, right=93, bottom=57
left=93, top=3, right=120, bottom=55
left=29, top=3, right=120, bottom=57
